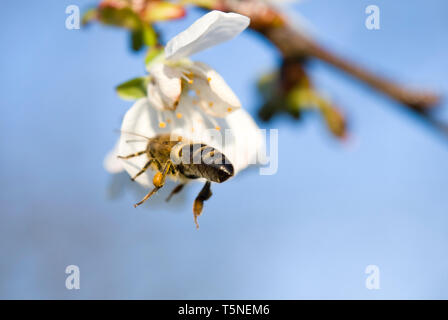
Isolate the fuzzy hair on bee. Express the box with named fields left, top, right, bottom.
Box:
left=118, top=132, right=234, bottom=228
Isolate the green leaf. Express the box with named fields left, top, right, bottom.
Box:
left=179, top=0, right=215, bottom=9
left=320, top=104, right=347, bottom=139
left=130, top=29, right=144, bottom=51
left=98, top=7, right=141, bottom=30
left=142, top=24, right=157, bottom=47
left=145, top=46, right=164, bottom=67
left=287, top=88, right=319, bottom=110
left=130, top=25, right=157, bottom=51
left=257, top=72, right=277, bottom=100
left=116, top=77, right=147, bottom=100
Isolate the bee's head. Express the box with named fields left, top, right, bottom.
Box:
left=214, top=161, right=234, bottom=183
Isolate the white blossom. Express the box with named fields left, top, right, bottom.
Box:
left=108, top=95, right=262, bottom=188
left=104, top=10, right=263, bottom=194
left=146, top=10, right=250, bottom=120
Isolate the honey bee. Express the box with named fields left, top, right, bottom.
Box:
left=118, top=133, right=234, bottom=228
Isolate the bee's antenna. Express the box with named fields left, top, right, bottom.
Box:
left=114, top=129, right=151, bottom=140
left=126, top=139, right=147, bottom=143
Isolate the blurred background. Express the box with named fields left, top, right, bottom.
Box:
left=1, top=0, right=448, bottom=299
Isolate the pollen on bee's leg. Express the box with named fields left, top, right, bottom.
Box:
left=208, top=102, right=214, bottom=107
left=215, top=126, right=221, bottom=131
left=152, top=172, right=164, bottom=188
left=192, top=182, right=211, bottom=230
left=227, top=107, right=233, bottom=113
left=176, top=112, right=183, bottom=119
left=207, top=77, right=211, bottom=82
left=193, top=201, right=203, bottom=229
left=159, top=121, right=166, bottom=128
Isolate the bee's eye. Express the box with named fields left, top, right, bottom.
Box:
left=216, top=162, right=234, bottom=182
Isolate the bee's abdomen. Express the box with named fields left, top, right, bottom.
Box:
left=177, top=144, right=234, bottom=183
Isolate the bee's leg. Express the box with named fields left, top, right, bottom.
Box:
left=165, top=183, right=185, bottom=202
left=118, top=150, right=146, bottom=160
left=193, top=181, right=212, bottom=229
left=131, top=159, right=153, bottom=181
left=134, top=161, right=172, bottom=208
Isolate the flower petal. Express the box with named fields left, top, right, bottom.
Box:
left=223, top=109, right=264, bottom=173
left=118, top=98, right=161, bottom=187
left=189, top=61, right=241, bottom=117
left=103, top=141, right=124, bottom=174
left=146, top=82, right=165, bottom=111
left=168, top=95, right=215, bottom=143
left=192, top=80, right=241, bottom=118
left=165, top=10, right=250, bottom=60
left=149, top=63, right=182, bottom=110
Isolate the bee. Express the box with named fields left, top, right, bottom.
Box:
left=118, top=133, right=234, bottom=228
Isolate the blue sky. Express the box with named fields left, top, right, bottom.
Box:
left=1, top=0, right=448, bottom=299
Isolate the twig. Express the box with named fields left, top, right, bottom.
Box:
left=214, top=0, right=441, bottom=112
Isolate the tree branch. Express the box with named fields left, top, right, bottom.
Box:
left=215, top=0, right=441, bottom=112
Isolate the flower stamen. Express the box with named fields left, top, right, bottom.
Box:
left=203, top=112, right=220, bottom=131
left=156, top=110, right=166, bottom=128
left=181, top=73, right=194, bottom=84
